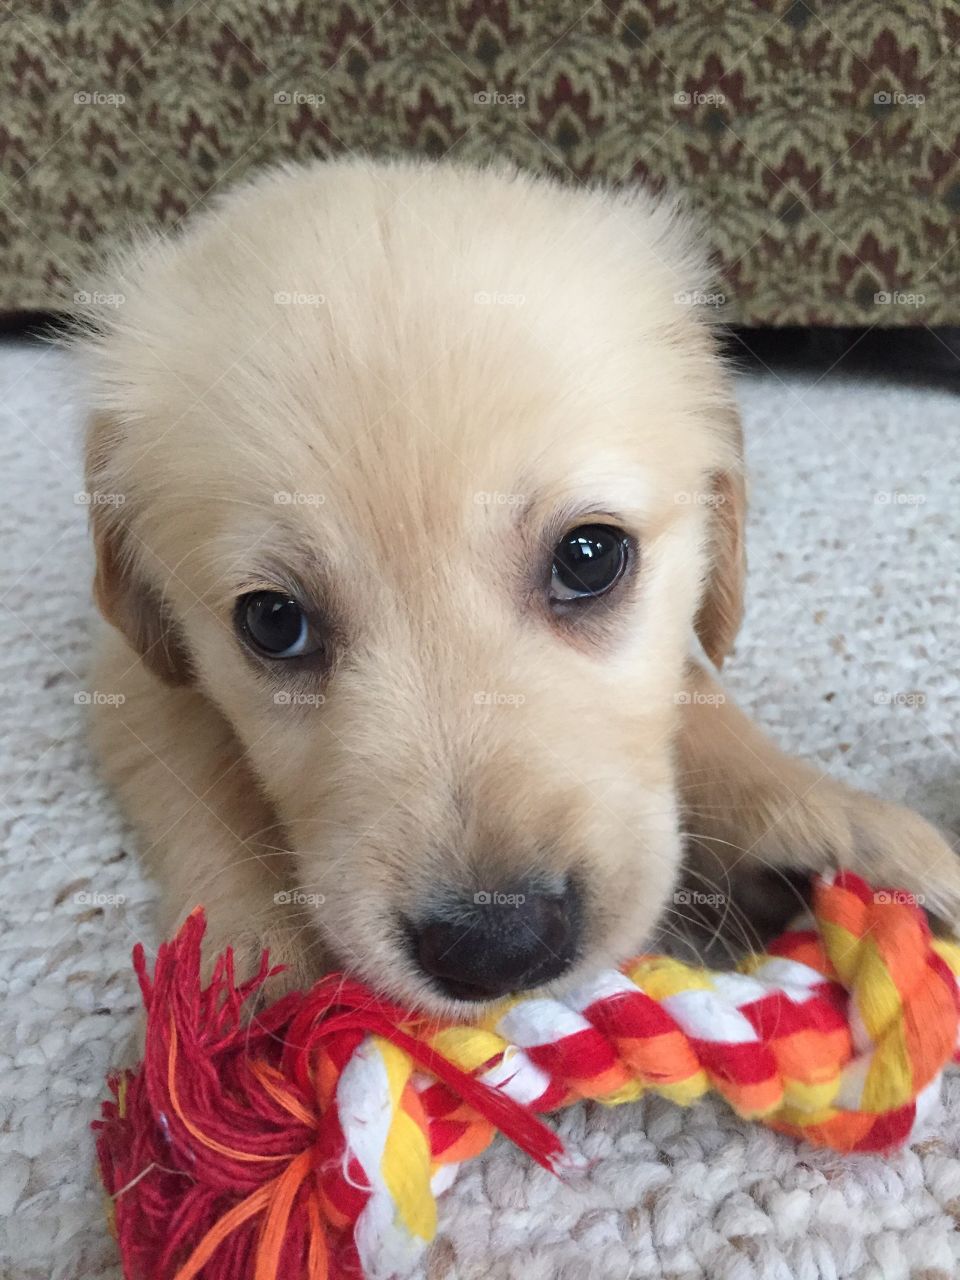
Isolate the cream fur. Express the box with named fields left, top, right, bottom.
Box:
left=76, top=157, right=960, bottom=1014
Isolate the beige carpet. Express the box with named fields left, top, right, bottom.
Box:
left=1, top=340, right=959, bottom=1279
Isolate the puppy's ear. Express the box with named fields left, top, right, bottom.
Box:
left=693, top=414, right=746, bottom=670
left=86, top=414, right=192, bottom=685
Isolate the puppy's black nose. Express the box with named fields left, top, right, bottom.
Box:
left=410, top=877, right=582, bottom=1001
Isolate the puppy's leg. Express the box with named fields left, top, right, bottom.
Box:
left=676, top=661, right=960, bottom=940
left=89, top=630, right=326, bottom=993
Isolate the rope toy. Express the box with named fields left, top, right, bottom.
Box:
left=94, top=872, right=960, bottom=1280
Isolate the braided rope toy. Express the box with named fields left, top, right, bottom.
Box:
left=95, top=872, right=960, bottom=1280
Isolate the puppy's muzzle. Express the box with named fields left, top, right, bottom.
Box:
left=408, top=875, right=582, bottom=1001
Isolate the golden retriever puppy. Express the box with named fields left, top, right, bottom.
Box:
left=78, top=158, right=960, bottom=1013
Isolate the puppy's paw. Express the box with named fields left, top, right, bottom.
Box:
left=120, top=916, right=331, bottom=1061
left=840, top=794, right=960, bottom=936
left=200, top=915, right=331, bottom=1006
left=681, top=784, right=960, bottom=959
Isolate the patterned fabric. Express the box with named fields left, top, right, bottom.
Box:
left=1, top=2, right=957, bottom=324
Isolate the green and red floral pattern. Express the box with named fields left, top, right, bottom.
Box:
left=1, top=1, right=957, bottom=324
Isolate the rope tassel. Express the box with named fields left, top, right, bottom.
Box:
left=94, top=872, right=960, bottom=1280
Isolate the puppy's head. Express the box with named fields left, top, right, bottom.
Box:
left=81, top=158, right=744, bottom=1012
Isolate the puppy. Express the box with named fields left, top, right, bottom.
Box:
left=78, top=157, right=960, bottom=1013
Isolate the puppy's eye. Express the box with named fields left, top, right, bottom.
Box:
left=550, top=524, right=629, bottom=603
left=236, top=591, right=319, bottom=658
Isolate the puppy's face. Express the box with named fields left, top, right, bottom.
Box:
left=84, top=160, right=742, bottom=1012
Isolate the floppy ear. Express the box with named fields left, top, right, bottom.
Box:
left=86, top=414, right=192, bottom=685
left=693, top=414, right=747, bottom=670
